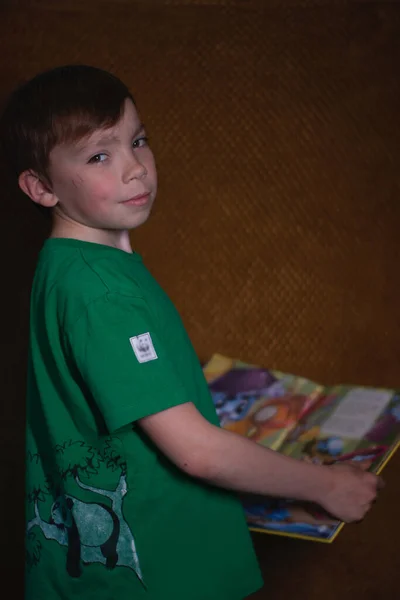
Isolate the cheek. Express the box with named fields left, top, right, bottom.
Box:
left=73, top=172, right=118, bottom=206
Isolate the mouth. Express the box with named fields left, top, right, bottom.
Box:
left=122, top=193, right=151, bottom=207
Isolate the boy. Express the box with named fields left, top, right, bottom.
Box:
left=0, top=65, right=381, bottom=600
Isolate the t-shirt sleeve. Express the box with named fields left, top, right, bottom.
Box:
left=66, top=292, right=189, bottom=432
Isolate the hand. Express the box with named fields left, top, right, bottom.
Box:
left=318, top=463, right=384, bottom=523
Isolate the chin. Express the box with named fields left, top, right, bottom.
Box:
left=125, top=206, right=153, bottom=230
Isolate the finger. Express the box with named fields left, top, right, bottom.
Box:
left=376, top=476, right=385, bottom=490
left=358, top=502, right=373, bottom=519
left=363, top=472, right=384, bottom=489
left=353, top=509, right=368, bottom=523
left=363, top=501, right=374, bottom=512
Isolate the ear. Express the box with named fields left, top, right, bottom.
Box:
left=18, top=170, right=58, bottom=208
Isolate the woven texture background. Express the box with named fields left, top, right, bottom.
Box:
left=1, top=2, right=399, bottom=599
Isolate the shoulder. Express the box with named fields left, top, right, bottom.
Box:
left=32, top=244, right=145, bottom=331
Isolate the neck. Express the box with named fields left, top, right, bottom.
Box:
left=50, top=215, right=134, bottom=253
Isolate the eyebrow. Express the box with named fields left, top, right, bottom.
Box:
left=76, top=122, right=146, bottom=153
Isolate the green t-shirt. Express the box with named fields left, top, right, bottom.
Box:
left=26, top=238, right=263, bottom=600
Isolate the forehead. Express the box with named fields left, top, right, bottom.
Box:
left=78, top=99, right=141, bottom=149
left=50, top=99, right=141, bottom=162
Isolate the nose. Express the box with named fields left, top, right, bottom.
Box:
left=122, top=151, right=147, bottom=183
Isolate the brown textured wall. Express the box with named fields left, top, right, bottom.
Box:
left=1, top=2, right=399, bottom=598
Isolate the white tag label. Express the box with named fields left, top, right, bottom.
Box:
left=129, top=332, right=158, bottom=363
left=321, top=388, right=392, bottom=440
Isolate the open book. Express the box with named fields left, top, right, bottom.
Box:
left=203, top=354, right=400, bottom=542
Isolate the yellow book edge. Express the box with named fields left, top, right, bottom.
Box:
left=203, top=353, right=400, bottom=544
left=248, top=438, right=400, bottom=543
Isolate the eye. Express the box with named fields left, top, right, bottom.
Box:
left=132, top=136, right=149, bottom=149
left=88, top=153, right=107, bottom=164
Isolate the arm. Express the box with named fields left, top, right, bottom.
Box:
left=139, top=402, right=382, bottom=523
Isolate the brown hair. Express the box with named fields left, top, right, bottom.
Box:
left=0, top=65, right=134, bottom=186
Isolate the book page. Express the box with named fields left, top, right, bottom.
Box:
left=320, top=389, right=393, bottom=440
left=204, top=354, right=400, bottom=542
left=203, top=354, right=322, bottom=451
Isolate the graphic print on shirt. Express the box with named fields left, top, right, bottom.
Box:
left=26, top=439, right=142, bottom=581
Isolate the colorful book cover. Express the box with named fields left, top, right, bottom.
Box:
left=203, top=354, right=400, bottom=543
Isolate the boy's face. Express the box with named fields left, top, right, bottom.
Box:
left=47, top=98, right=157, bottom=236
